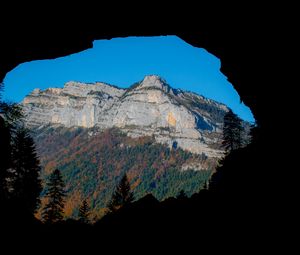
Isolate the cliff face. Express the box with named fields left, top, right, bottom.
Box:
left=22, top=81, right=125, bottom=128
left=22, top=75, right=228, bottom=156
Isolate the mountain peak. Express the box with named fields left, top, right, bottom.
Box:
left=143, top=74, right=165, bottom=83
left=138, top=75, right=170, bottom=91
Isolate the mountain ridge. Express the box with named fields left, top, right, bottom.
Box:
left=22, top=75, right=228, bottom=156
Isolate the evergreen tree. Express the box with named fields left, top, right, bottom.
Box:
left=0, top=102, right=23, bottom=202
left=0, top=117, right=11, bottom=201
left=79, top=199, right=90, bottom=224
left=1, top=86, right=42, bottom=222
left=42, top=169, right=65, bottom=224
left=222, top=109, right=244, bottom=152
left=10, top=127, right=42, bottom=214
left=108, top=174, right=133, bottom=212
left=0, top=102, right=23, bottom=130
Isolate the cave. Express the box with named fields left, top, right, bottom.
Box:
left=1, top=11, right=285, bottom=248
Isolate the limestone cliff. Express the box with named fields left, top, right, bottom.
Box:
left=22, top=75, right=228, bottom=156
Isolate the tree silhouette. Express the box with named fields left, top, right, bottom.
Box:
left=42, top=169, right=65, bottom=224
left=0, top=102, right=23, bottom=130
left=108, top=174, right=134, bottom=212
left=0, top=119, right=11, bottom=203
left=1, top=100, right=42, bottom=219
left=11, top=127, right=42, bottom=214
left=79, top=199, right=90, bottom=224
left=222, top=109, right=244, bottom=152
left=0, top=102, right=23, bottom=202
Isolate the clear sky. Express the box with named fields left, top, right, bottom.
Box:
left=2, top=36, right=254, bottom=122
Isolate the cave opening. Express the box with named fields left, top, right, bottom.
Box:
left=1, top=35, right=255, bottom=223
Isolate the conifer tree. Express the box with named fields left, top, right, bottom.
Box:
left=222, top=109, right=244, bottom=152
left=1, top=86, right=42, bottom=221
left=42, top=169, right=65, bottom=224
left=108, top=174, right=133, bottom=212
left=11, top=127, right=42, bottom=213
left=79, top=199, right=90, bottom=224
left=0, top=117, right=11, bottom=201
left=0, top=102, right=23, bottom=202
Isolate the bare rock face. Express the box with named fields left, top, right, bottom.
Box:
left=22, top=81, right=124, bottom=128
left=22, top=75, right=228, bottom=157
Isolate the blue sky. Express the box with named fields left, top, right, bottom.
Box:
left=2, top=36, right=254, bottom=122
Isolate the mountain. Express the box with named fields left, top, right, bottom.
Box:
left=22, top=75, right=228, bottom=156
left=21, top=75, right=229, bottom=221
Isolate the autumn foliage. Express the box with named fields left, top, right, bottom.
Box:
left=34, top=127, right=215, bottom=221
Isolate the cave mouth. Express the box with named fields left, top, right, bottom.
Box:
left=1, top=35, right=254, bottom=221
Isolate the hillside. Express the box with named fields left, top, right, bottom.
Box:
left=33, top=126, right=215, bottom=221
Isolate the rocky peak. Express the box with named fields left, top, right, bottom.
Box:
left=31, top=88, right=42, bottom=95
left=136, top=75, right=170, bottom=93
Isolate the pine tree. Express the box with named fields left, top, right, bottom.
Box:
left=11, top=127, right=42, bottom=214
left=1, top=90, right=42, bottom=220
left=42, top=169, right=65, bottom=224
left=79, top=199, right=90, bottom=224
left=108, top=174, right=134, bottom=213
left=0, top=102, right=23, bottom=202
left=0, top=102, right=23, bottom=130
left=0, top=117, right=11, bottom=201
left=222, top=109, right=244, bottom=152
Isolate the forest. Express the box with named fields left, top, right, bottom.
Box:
left=33, top=126, right=214, bottom=221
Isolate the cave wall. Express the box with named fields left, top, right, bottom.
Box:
left=1, top=9, right=290, bottom=244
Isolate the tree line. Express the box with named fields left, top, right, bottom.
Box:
left=41, top=168, right=133, bottom=224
